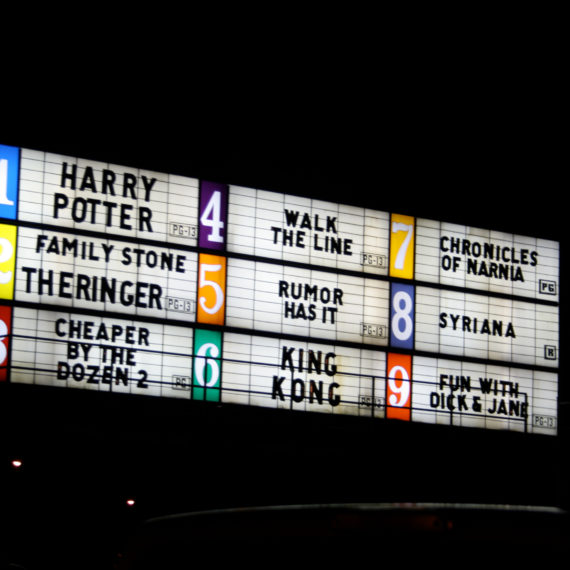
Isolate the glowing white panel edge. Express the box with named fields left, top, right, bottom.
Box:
left=10, top=312, right=556, bottom=435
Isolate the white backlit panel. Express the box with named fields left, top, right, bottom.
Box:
left=0, top=143, right=560, bottom=436
left=227, top=185, right=391, bottom=275
left=13, top=226, right=197, bottom=321
left=225, top=258, right=390, bottom=346
left=415, top=287, right=559, bottom=368
left=10, top=307, right=194, bottom=399
left=411, top=356, right=557, bottom=435
left=17, top=148, right=200, bottom=246
left=221, top=333, right=386, bottom=417
left=415, top=219, right=560, bottom=302
left=9, top=306, right=557, bottom=435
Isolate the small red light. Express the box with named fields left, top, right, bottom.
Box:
left=11, top=459, right=22, bottom=468
left=126, top=499, right=135, bottom=507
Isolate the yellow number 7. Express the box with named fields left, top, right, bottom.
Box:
left=389, top=214, right=414, bottom=279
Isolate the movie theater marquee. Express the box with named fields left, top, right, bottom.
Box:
left=0, top=144, right=560, bottom=435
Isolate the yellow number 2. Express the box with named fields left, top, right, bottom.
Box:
left=0, top=224, right=17, bottom=300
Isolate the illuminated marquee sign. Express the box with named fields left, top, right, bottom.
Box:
left=0, top=144, right=560, bottom=435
